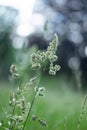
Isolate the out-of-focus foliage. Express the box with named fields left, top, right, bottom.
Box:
left=0, top=0, right=87, bottom=88
left=0, top=6, right=18, bottom=79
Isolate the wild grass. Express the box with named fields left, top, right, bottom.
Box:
left=0, top=75, right=87, bottom=130
left=0, top=34, right=87, bottom=130
left=0, top=34, right=60, bottom=130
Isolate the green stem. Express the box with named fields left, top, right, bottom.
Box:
left=22, top=72, right=41, bottom=130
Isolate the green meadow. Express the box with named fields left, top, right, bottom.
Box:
left=0, top=75, right=87, bottom=130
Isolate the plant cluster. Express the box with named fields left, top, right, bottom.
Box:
left=0, top=34, right=60, bottom=130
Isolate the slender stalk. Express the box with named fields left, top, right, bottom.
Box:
left=22, top=72, right=41, bottom=130
left=77, top=95, right=87, bottom=129
left=22, top=92, right=37, bottom=130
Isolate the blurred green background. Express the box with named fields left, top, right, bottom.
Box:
left=0, top=0, right=87, bottom=130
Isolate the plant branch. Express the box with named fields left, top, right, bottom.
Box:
left=9, top=76, right=24, bottom=130
left=22, top=72, right=41, bottom=130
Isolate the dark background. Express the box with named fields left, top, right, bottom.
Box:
left=0, top=0, right=87, bottom=89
